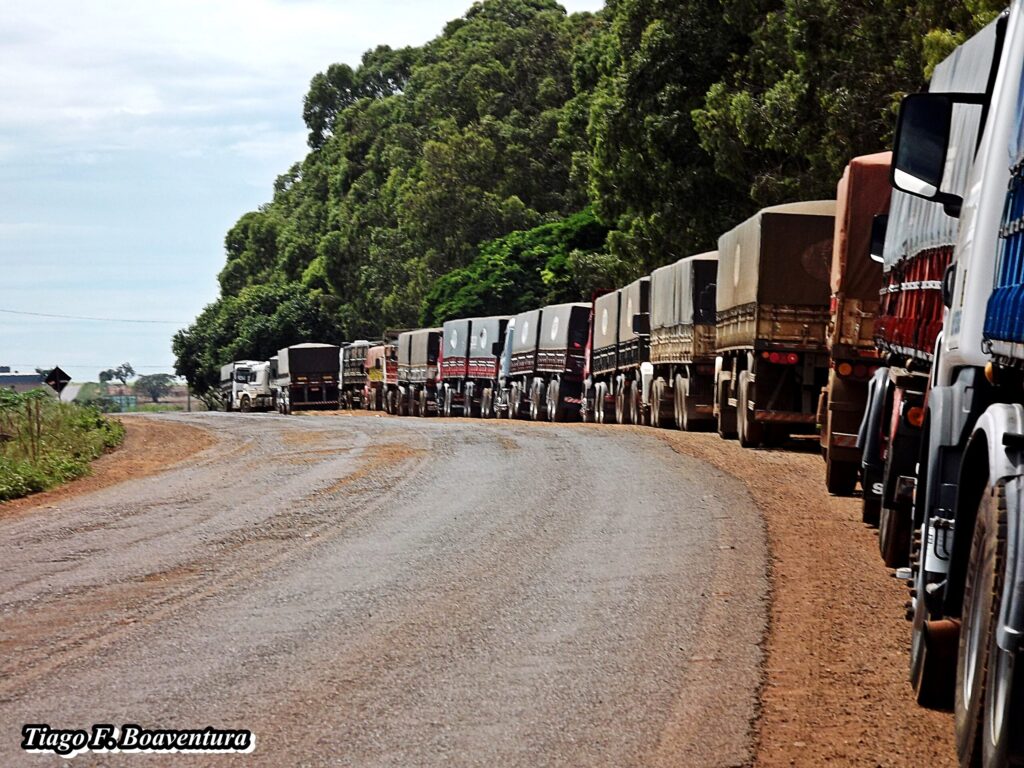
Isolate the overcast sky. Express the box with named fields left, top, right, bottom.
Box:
left=0, top=0, right=604, bottom=382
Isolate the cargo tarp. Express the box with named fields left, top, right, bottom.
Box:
left=883, top=16, right=1000, bottom=268
left=538, top=303, right=590, bottom=351
left=466, top=316, right=510, bottom=358
left=512, top=308, right=542, bottom=355
left=717, top=201, right=836, bottom=313
left=408, top=329, right=441, bottom=367
left=277, top=343, right=341, bottom=377
left=617, top=277, right=650, bottom=343
left=442, top=319, right=472, bottom=359
left=593, top=291, right=619, bottom=351
left=831, top=153, right=892, bottom=299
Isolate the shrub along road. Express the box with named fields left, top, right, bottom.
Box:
left=0, top=413, right=954, bottom=766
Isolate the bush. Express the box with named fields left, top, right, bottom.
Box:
left=0, top=391, right=126, bottom=502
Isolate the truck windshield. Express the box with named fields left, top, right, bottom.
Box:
left=234, top=369, right=250, bottom=383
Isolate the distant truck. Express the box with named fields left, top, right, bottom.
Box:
left=714, top=201, right=836, bottom=446
left=274, top=343, right=340, bottom=414
left=582, top=278, right=651, bottom=424
left=647, top=252, right=718, bottom=430
left=506, top=302, right=589, bottom=421
left=439, top=315, right=511, bottom=418
left=364, top=343, right=395, bottom=412
left=818, top=153, right=891, bottom=496
left=340, top=341, right=370, bottom=409
left=220, top=360, right=276, bottom=412
left=395, top=328, right=441, bottom=416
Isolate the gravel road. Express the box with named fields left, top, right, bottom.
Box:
left=0, top=413, right=767, bottom=767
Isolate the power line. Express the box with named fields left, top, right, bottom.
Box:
left=0, top=308, right=186, bottom=324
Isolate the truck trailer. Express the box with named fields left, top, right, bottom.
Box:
left=507, top=302, right=589, bottom=421
left=340, top=341, right=369, bottom=409
left=364, top=343, right=395, bottom=412
left=647, top=252, right=718, bottom=430
left=819, top=153, right=892, bottom=496
left=274, top=343, right=341, bottom=414
left=714, top=201, right=836, bottom=447
left=395, top=328, right=441, bottom=417
left=439, top=315, right=511, bottom=418
left=582, top=279, right=651, bottom=424
left=220, top=360, right=276, bottom=412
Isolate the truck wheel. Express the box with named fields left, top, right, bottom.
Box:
left=675, top=374, right=688, bottom=431
left=469, top=387, right=482, bottom=418
left=594, top=383, right=608, bottom=424
left=826, top=460, right=858, bottom=496
left=629, top=379, right=643, bottom=425
left=716, top=378, right=737, bottom=440
left=530, top=381, right=543, bottom=421
left=650, top=379, right=662, bottom=428
left=879, top=505, right=910, bottom=568
left=419, top=388, right=429, bottom=417
left=956, top=484, right=1007, bottom=768
left=480, top=388, right=492, bottom=419
left=546, top=380, right=560, bottom=422
left=240, top=396, right=251, bottom=413
left=510, top=384, right=522, bottom=419
left=442, top=387, right=453, bottom=418
left=738, top=372, right=762, bottom=448
left=983, top=488, right=1024, bottom=766
left=615, top=380, right=630, bottom=425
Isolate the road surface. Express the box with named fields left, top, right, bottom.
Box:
left=0, top=412, right=767, bottom=767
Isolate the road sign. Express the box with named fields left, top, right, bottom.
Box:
left=45, top=366, right=71, bottom=395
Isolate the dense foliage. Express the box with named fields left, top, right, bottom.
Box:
left=174, top=0, right=998, bottom=394
left=0, top=390, right=125, bottom=501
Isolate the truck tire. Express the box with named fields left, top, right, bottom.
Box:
left=530, top=381, right=543, bottom=421
left=650, top=379, right=663, bottom=428
left=481, top=388, right=492, bottom=419
left=442, top=387, right=453, bottom=418
left=879, top=505, right=911, bottom=568
left=615, top=380, right=630, bottom=425
left=629, top=379, right=642, bottom=425
left=510, top=383, right=522, bottom=419
left=826, top=460, right=859, bottom=496
left=738, top=372, right=762, bottom=448
left=595, top=382, right=608, bottom=424
left=716, top=377, right=737, bottom=440
left=983, top=490, right=1024, bottom=766
left=675, top=374, right=688, bottom=431
left=419, top=388, right=429, bottom=417
left=956, top=484, right=1007, bottom=768
left=240, top=396, right=251, bottom=413
left=547, top=380, right=561, bottom=422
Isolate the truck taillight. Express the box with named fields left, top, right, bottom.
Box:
left=765, top=352, right=800, bottom=365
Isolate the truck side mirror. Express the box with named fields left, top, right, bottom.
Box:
left=942, top=262, right=957, bottom=309
left=891, top=92, right=985, bottom=215
left=869, top=214, right=888, bottom=264
left=632, top=314, right=650, bottom=335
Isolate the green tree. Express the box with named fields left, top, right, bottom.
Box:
left=134, top=374, right=176, bottom=403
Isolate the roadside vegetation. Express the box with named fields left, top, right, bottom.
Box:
left=0, top=390, right=125, bottom=502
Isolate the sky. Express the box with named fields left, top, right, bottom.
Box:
left=0, top=0, right=604, bottom=382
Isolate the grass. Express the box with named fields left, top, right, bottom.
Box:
left=0, top=389, right=125, bottom=502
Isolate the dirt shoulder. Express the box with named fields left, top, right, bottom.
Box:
left=0, top=416, right=215, bottom=518
left=652, top=428, right=954, bottom=768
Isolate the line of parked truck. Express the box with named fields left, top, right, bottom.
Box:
left=215, top=6, right=1024, bottom=765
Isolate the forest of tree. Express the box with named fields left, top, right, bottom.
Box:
left=173, top=0, right=1002, bottom=396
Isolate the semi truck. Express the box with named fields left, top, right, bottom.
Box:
left=818, top=153, right=892, bottom=496
left=714, top=201, right=836, bottom=447
left=859, top=16, right=1006, bottom=575
left=274, top=343, right=341, bottom=414
left=340, top=341, right=370, bottom=409
left=507, top=302, right=589, bottom=421
left=220, top=360, right=276, bottom=412
left=582, top=278, right=651, bottom=424
left=439, top=315, right=511, bottom=418
left=647, top=252, right=718, bottom=430
left=395, top=328, right=441, bottom=416
left=883, top=8, right=1024, bottom=763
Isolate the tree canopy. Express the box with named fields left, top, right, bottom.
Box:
left=174, top=0, right=998, bottom=393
